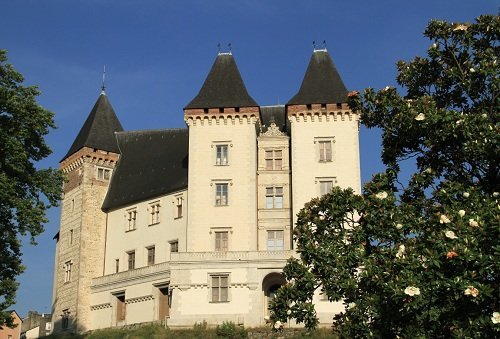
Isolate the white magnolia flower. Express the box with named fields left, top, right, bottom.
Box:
left=493, top=192, right=499, bottom=197
left=383, top=86, right=391, bottom=91
left=348, top=302, right=356, bottom=309
left=419, top=256, right=428, bottom=269
left=464, top=286, right=479, bottom=297
left=469, top=219, right=479, bottom=227
left=264, top=315, right=270, bottom=321
left=453, top=24, right=468, bottom=31
left=396, top=223, right=403, bottom=229
left=396, top=245, right=406, bottom=259
left=287, top=309, right=292, bottom=315
left=318, top=211, right=326, bottom=221
left=482, top=113, right=488, bottom=118
left=440, top=214, right=451, bottom=224
left=456, top=120, right=462, bottom=125
left=458, top=210, right=465, bottom=217
left=274, top=321, right=283, bottom=329
left=463, top=192, right=470, bottom=198
left=415, top=113, right=425, bottom=121
left=492, top=312, right=500, bottom=324
left=375, top=191, right=388, bottom=199
left=432, top=43, right=437, bottom=49
left=424, top=167, right=433, bottom=174
left=445, top=230, right=458, bottom=239
left=404, top=286, right=421, bottom=296
left=469, top=67, right=475, bottom=73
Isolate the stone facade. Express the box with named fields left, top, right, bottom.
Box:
left=52, top=148, right=119, bottom=332
left=51, top=50, right=361, bottom=333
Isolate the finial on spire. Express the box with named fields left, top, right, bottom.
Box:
left=313, top=40, right=327, bottom=53
left=217, top=42, right=233, bottom=55
left=101, top=65, right=106, bottom=94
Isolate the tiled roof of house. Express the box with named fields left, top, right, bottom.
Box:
left=287, top=50, right=348, bottom=105
left=185, top=53, right=258, bottom=109
left=62, top=93, right=123, bottom=161
left=101, top=128, right=188, bottom=211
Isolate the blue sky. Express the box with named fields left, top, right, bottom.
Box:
left=2, top=0, right=496, bottom=318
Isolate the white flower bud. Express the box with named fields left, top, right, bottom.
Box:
left=458, top=210, right=465, bottom=217
left=463, top=192, right=470, bottom=198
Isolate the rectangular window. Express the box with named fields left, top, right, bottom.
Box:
left=69, top=229, right=73, bottom=245
left=215, top=183, right=228, bottom=206
left=175, top=197, right=183, bottom=218
left=114, top=293, right=126, bottom=322
left=97, top=167, right=111, bottom=180
left=266, top=187, right=283, bottom=209
left=150, top=203, right=160, bottom=225
left=127, top=210, right=137, bottom=231
left=267, top=230, right=284, bottom=250
left=215, top=231, right=228, bottom=251
left=170, top=241, right=179, bottom=253
left=127, top=251, right=135, bottom=270
left=265, top=149, right=283, bottom=170
left=62, top=309, right=70, bottom=329
left=115, top=259, right=119, bottom=273
left=319, top=141, right=332, bottom=162
left=64, top=261, right=72, bottom=283
left=216, top=145, right=228, bottom=165
left=147, top=246, right=155, bottom=266
left=211, top=275, right=229, bottom=302
left=319, top=180, right=333, bottom=196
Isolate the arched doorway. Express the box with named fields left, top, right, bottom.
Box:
left=262, top=272, right=286, bottom=316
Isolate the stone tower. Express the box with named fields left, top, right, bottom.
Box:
left=183, top=52, right=260, bottom=252
left=51, top=91, right=123, bottom=333
left=287, top=49, right=361, bottom=228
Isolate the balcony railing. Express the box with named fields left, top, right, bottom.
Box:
left=92, top=262, right=170, bottom=291
left=170, top=250, right=296, bottom=262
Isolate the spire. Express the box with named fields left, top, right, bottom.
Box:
left=185, top=51, right=258, bottom=109
left=62, top=92, right=124, bottom=161
left=101, top=65, right=106, bottom=95
left=287, top=49, right=348, bottom=105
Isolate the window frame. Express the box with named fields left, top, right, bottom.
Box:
left=209, top=274, right=230, bottom=303
left=127, top=251, right=135, bottom=270
left=169, top=240, right=179, bottom=253
left=126, top=209, right=137, bottom=232
left=149, top=202, right=160, bottom=225
left=146, top=246, right=155, bottom=266
left=215, top=144, right=229, bottom=166
left=215, top=183, right=229, bottom=206
left=265, top=186, right=284, bottom=209
left=96, top=167, right=112, bottom=180
left=175, top=196, right=183, bottom=219
left=63, top=260, right=72, bottom=283
left=316, top=177, right=337, bottom=196
left=267, top=230, right=285, bottom=251
left=265, top=149, right=283, bottom=170
left=214, top=231, right=229, bottom=252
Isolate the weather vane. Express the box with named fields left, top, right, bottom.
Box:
left=101, top=65, right=106, bottom=93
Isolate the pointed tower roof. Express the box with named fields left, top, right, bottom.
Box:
left=287, top=50, right=348, bottom=105
left=62, top=92, right=123, bottom=161
left=185, top=53, right=258, bottom=109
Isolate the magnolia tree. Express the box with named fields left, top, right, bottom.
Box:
left=271, top=15, right=499, bottom=338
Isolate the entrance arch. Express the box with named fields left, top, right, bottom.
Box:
left=262, top=272, right=286, bottom=316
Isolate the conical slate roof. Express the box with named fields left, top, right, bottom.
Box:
left=62, top=93, right=123, bottom=161
left=288, top=50, right=348, bottom=105
left=185, top=53, right=258, bottom=109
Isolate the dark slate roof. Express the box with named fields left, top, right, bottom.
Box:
left=260, top=105, right=287, bottom=133
left=62, top=93, right=123, bottom=161
left=287, top=50, right=348, bottom=105
left=185, top=53, right=258, bottom=109
left=102, top=129, right=189, bottom=211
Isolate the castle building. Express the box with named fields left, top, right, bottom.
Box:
left=51, top=48, right=361, bottom=332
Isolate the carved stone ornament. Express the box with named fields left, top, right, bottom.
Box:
left=261, top=122, right=285, bottom=136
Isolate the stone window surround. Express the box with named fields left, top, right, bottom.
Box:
left=211, top=180, right=232, bottom=206
left=212, top=140, right=232, bottom=166
left=208, top=272, right=230, bottom=303
left=148, top=200, right=161, bottom=225
left=315, top=176, right=337, bottom=196
left=314, top=136, right=335, bottom=163
left=209, top=227, right=233, bottom=252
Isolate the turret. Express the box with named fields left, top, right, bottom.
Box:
left=52, top=90, right=123, bottom=333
